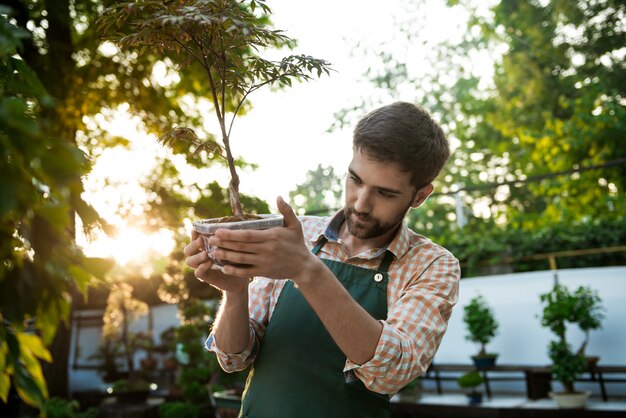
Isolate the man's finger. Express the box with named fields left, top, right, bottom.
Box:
left=277, top=196, right=299, bottom=229
left=184, top=236, right=204, bottom=256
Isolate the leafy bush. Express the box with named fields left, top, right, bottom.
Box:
left=540, top=283, right=605, bottom=393
left=457, top=371, right=484, bottom=389
left=159, top=401, right=199, bottom=418
left=463, top=295, right=499, bottom=356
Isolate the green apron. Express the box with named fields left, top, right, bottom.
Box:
left=239, top=237, right=394, bottom=418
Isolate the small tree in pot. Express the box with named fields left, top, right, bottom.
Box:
left=463, top=294, right=499, bottom=368
left=99, top=0, right=331, bottom=269
left=457, top=371, right=485, bottom=405
left=540, top=283, right=605, bottom=408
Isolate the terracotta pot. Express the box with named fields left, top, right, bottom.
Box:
left=193, top=215, right=283, bottom=272
left=549, top=391, right=591, bottom=409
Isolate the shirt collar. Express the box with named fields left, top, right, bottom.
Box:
left=311, top=210, right=411, bottom=260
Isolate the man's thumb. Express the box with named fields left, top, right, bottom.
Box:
left=277, top=196, right=298, bottom=227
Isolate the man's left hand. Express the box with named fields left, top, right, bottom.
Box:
left=208, top=196, right=319, bottom=280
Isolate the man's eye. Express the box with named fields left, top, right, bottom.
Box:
left=350, top=175, right=361, bottom=184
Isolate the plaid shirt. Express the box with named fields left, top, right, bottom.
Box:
left=207, top=211, right=460, bottom=395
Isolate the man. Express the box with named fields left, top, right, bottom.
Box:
left=184, top=102, right=460, bottom=418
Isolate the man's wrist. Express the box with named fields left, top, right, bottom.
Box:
left=292, top=254, right=325, bottom=289
left=223, top=286, right=248, bottom=303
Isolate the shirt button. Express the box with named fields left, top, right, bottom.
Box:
left=374, top=273, right=383, bottom=282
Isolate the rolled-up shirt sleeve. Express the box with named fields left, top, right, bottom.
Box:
left=344, top=253, right=460, bottom=395
left=206, top=277, right=278, bottom=372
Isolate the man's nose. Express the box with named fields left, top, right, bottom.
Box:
left=354, top=189, right=372, bottom=213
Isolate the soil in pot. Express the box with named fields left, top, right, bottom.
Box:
left=193, top=214, right=283, bottom=272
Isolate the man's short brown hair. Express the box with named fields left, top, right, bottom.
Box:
left=353, top=102, right=450, bottom=189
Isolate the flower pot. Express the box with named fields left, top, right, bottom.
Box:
left=466, top=391, right=483, bottom=405
left=193, top=215, right=284, bottom=271
left=549, top=391, right=591, bottom=409
left=471, top=353, right=498, bottom=369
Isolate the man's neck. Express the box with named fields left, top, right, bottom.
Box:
left=338, top=221, right=399, bottom=258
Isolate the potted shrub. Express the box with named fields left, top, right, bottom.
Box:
left=457, top=371, right=485, bottom=405
left=463, top=294, right=499, bottom=368
left=159, top=401, right=200, bottom=418
left=572, top=286, right=605, bottom=368
left=540, top=283, right=604, bottom=408
left=110, top=378, right=153, bottom=405
left=99, top=0, right=332, bottom=270
left=100, top=282, right=154, bottom=403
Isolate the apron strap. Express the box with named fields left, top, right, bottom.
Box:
left=377, top=250, right=395, bottom=274
left=312, top=236, right=395, bottom=274
left=311, top=236, right=327, bottom=255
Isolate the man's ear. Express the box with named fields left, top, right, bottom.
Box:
left=411, top=184, right=434, bottom=208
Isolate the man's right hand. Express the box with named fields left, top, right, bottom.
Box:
left=184, top=231, right=250, bottom=294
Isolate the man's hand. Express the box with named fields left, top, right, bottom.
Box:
left=184, top=231, right=250, bottom=294
left=208, top=196, right=321, bottom=281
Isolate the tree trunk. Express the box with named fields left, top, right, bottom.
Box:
left=38, top=0, right=79, bottom=398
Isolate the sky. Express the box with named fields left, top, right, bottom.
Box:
left=79, top=0, right=482, bottom=263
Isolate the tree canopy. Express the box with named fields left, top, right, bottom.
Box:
left=340, top=0, right=626, bottom=275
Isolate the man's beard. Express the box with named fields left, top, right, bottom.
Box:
left=343, top=206, right=404, bottom=240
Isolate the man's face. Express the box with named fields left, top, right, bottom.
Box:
left=344, top=149, right=420, bottom=240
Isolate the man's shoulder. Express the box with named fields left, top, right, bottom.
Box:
left=404, top=227, right=457, bottom=261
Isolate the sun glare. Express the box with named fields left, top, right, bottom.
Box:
left=85, top=227, right=176, bottom=266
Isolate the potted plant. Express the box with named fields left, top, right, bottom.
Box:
left=457, top=371, right=485, bottom=405
left=101, top=282, right=154, bottom=403
left=89, top=339, right=126, bottom=383
left=463, top=294, right=499, bottom=368
left=99, top=0, right=332, bottom=270
left=572, top=286, right=605, bottom=368
left=540, top=283, right=604, bottom=408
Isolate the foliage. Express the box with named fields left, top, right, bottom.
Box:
left=540, top=283, right=604, bottom=355
left=100, top=282, right=149, bottom=376
left=111, top=378, right=152, bottom=393
left=87, top=340, right=124, bottom=382
left=99, top=0, right=332, bottom=217
left=0, top=10, right=114, bottom=408
left=463, top=295, right=499, bottom=356
left=457, top=371, right=484, bottom=389
left=42, top=397, right=80, bottom=418
left=432, top=217, right=626, bottom=277
left=539, top=283, right=605, bottom=393
left=25, top=397, right=99, bottom=418
left=289, top=164, right=343, bottom=216
left=158, top=401, right=199, bottom=418
left=547, top=340, right=587, bottom=394
left=339, top=0, right=626, bottom=270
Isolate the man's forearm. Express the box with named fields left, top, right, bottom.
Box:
left=213, top=289, right=251, bottom=354
left=295, top=257, right=383, bottom=365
